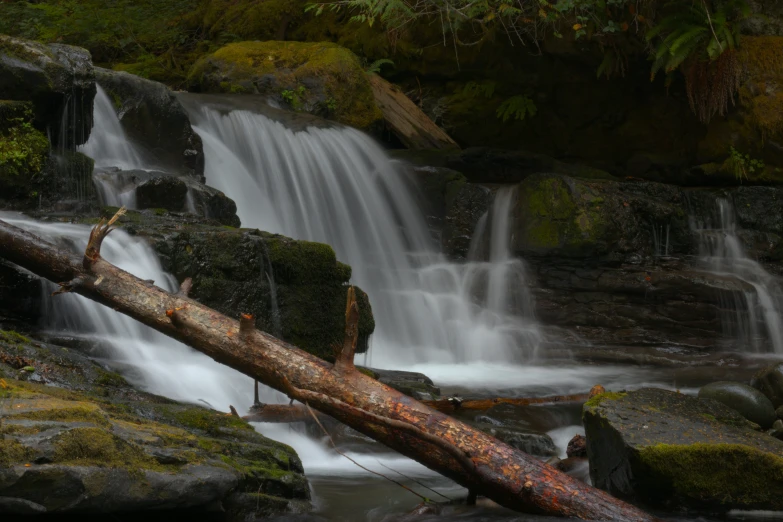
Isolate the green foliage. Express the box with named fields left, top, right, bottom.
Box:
left=0, top=107, right=49, bottom=190
left=647, top=0, right=749, bottom=81
left=726, top=146, right=765, bottom=182
left=462, top=81, right=497, bottom=99
left=365, top=58, right=394, bottom=74
left=281, top=85, right=308, bottom=109
left=496, top=95, right=537, bottom=122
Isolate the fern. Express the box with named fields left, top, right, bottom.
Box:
left=365, top=58, right=395, bottom=74
left=462, top=81, right=497, bottom=99
left=496, top=95, right=537, bottom=122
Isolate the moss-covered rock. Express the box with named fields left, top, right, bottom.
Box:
left=0, top=35, right=95, bottom=148
left=584, top=387, right=783, bottom=512
left=0, top=329, right=310, bottom=517
left=0, top=101, right=49, bottom=200
left=187, top=41, right=382, bottom=130
left=93, top=208, right=374, bottom=360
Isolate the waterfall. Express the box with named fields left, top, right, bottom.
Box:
left=692, top=198, right=783, bottom=353
left=0, top=213, right=258, bottom=410
left=184, top=100, right=542, bottom=366
left=79, top=85, right=146, bottom=170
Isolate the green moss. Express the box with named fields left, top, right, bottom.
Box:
left=0, top=438, right=31, bottom=466
left=584, top=391, right=628, bottom=410
left=637, top=443, right=783, bottom=506
left=187, top=41, right=382, bottom=130
left=10, top=405, right=111, bottom=427
left=52, top=427, right=166, bottom=472
left=95, top=369, right=128, bottom=388
left=173, top=407, right=253, bottom=435
left=0, top=329, right=31, bottom=344
left=0, top=101, right=49, bottom=197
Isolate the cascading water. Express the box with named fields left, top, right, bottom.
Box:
left=692, top=198, right=783, bottom=353
left=184, top=100, right=542, bottom=367
left=1, top=213, right=256, bottom=409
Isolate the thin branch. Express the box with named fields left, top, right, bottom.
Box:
left=305, top=403, right=429, bottom=502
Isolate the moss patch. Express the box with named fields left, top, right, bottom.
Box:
left=187, top=41, right=382, bottom=130
left=0, top=101, right=49, bottom=198
left=636, top=443, right=783, bottom=508
left=52, top=427, right=164, bottom=472
left=584, top=391, right=627, bottom=410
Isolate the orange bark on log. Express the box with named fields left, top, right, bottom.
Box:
left=0, top=212, right=658, bottom=521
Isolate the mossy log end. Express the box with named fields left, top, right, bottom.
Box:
left=0, top=211, right=656, bottom=521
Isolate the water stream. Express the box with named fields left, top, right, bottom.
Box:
left=184, top=101, right=542, bottom=369
left=692, top=198, right=783, bottom=353
left=11, top=94, right=775, bottom=520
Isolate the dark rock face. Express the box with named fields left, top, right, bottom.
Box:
left=136, top=176, right=188, bottom=211
left=0, top=329, right=310, bottom=518
left=110, top=209, right=374, bottom=359
left=94, top=169, right=240, bottom=227
left=361, top=368, right=440, bottom=400
left=698, top=381, right=777, bottom=429
left=584, top=388, right=783, bottom=512
left=567, top=434, right=587, bottom=458
left=0, top=35, right=95, bottom=148
left=485, top=429, right=558, bottom=457
left=751, top=363, right=783, bottom=409
left=94, top=68, right=204, bottom=179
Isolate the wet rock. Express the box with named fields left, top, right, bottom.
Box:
left=751, top=362, right=783, bottom=408
left=480, top=427, right=558, bottom=457
left=699, top=381, right=777, bottom=429
left=362, top=368, right=440, bottom=399
left=187, top=41, right=382, bottom=130
left=0, top=35, right=95, bottom=148
left=566, top=434, right=587, bottom=457
left=181, top=177, right=241, bottom=228
left=105, top=208, right=375, bottom=359
left=0, top=330, right=310, bottom=517
left=95, top=68, right=204, bottom=178
left=584, top=388, right=783, bottom=512
left=136, top=177, right=188, bottom=211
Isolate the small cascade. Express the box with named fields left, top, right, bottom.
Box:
left=79, top=85, right=146, bottom=170
left=184, top=100, right=543, bottom=366
left=691, top=198, right=783, bottom=353
left=652, top=223, right=670, bottom=257
left=1, top=213, right=256, bottom=410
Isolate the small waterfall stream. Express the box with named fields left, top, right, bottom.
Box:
left=184, top=101, right=542, bottom=368
left=692, top=198, right=783, bottom=353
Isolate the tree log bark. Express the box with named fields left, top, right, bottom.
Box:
left=0, top=214, right=658, bottom=521
left=368, top=73, right=460, bottom=150
left=245, top=392, right=592, bottom=422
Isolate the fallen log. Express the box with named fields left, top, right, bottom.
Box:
left=0, top=211, right=657, bottom=521
left=368, top=73, right=459, bottom=150
left=246, top=392, right=593, bottom=422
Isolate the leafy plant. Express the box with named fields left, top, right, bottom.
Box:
left=281, top=89, right=296, bottom=104
left=646, top=0, right=751, bottom=123
left=281, top=86, right=308, bottom=110
left=496, top=95, right=537, bottom=123
left=325, top=97, right=338, bottom=112
left=462, top=81, right=497, bottom=100
left=366, top=58, right=395, bottom=75
left=726, top=146, right=765, bottom=181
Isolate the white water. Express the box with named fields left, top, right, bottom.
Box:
left=187, top=105, right=542, bottom=368
left=692, top=199, right=783, bottom=353
left=80, top=86, right=147, bottom=171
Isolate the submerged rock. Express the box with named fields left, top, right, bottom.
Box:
left=751, top=362, right=783, bottom=408
left=358, top=368, right=440, bottom=400
left=0, top=35, right=95, bottom=148
left=584, top=388, right=783, bottom=512
left=187, top=41, right=382, bottom=130
left=699, top=381, right=777, bottom=429
left=0, top=329, right=310, bottom=518
left=94, top=68, right=205, bottom=179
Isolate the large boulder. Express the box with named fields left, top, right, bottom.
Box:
left=0, top=329, right=310, bottom=518
left=105, top=209, right=375, bottom=360
left=751, top=362, right=783, bottom=408
left=187, top=41, right=382, bottom=130
left=698, top=381, right=777, bottom=429
left=0, top=35, right=95, bottom=148
left=94, top=68, right=205, bottom=179
left=584, top=388, right=783, bottom=512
